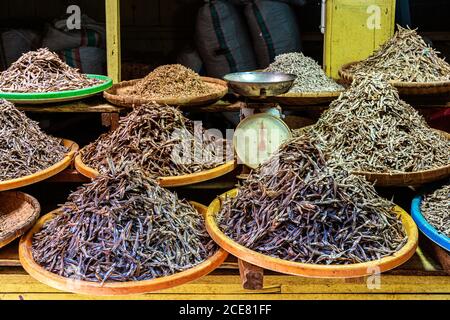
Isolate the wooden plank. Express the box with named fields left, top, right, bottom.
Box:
left=238, top=259, right=264, bottom=290
left=106, top=0, right=121, bottom=83
left=1, top=293, right=449, bottom=300
left=0, top=241, right=20, bottom=267
left=0, top=273, right=449, bottom=295
left=17, top=97, right=123, bottom=113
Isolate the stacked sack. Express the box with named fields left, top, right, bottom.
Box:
left=190, top=0, right=304, bottom=78
left=0, top=14, right=105, bottom=74
left=44, top=14, right=106, bottom=75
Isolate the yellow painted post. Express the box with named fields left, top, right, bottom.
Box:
left=323, top=0, right=396, bottom=79
left=105, top=0, right=121, bottom=83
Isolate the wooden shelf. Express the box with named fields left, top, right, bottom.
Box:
left=17, top=96, right=123, bottom=113
left=0, top=241, right=448, bottom=299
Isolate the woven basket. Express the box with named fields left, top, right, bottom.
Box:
left=0, top=191, right=40, bottom=248
left=296, top=126, right=450, bottom=187
left=339, top=62, right=450, bottom=95
left=103, top=77, right=228, bottom=108
left=352, top=130, right=450, bottom=186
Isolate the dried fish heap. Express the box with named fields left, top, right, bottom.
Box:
left=218, top=135, right=407, bottom=265
left=421, top=183, right=450, bottom=238
left=32, top=164, right=216, bottom=282
left=0, top=99, right=68, bottom=181
left=347, top=25, right=450, bottom=82
left=82, top=103, right=229, bottom=176
left=132, top=64, right=218, bottom=99
left=265, top=52, right=343, bottom=92
left=0, top=48, right=101, bottom=93
left=309, top=73, right=450, bottom=173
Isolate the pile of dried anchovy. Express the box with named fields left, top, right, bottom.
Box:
left=421, top=183, right=450, bottom=238
left=218, top=135, right=407, bottom=265
left=32, top=164, right=216, bottom=283
left=0, top=99, right=68, bottom=181
left=82, top=103, right=229, bottom=176
left=132, top=64, right=215, bottom=99
left=218, top=135, right=407, bottom=264
left=347, top=25, right=450, bottom=82
left=265, top=52, right=343, bottom=92
left=309, top=73, right=450, bottom=173
left=0, top=48, right=102, bottom=93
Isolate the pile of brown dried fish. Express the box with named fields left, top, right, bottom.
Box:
left=0, top=48, right=101, bottom=93
left=32, top=164, right=216, bottom=282
left=347, top=25, right=450, bottom=82
left=265, top=52, right=343, bottom=92
left=421, top=183, right=450, bottom=238
left=0, top=99, right=68, bottom=181
left=308, top=73, right=450, bottom=173
left=132, top=64, right=216, bottom=99
left=218, top=135, right=407, bottom=265
left=82, top=103, right=229, bottom=176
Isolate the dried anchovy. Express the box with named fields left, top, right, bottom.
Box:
left=32, top=163, right=216, bottom=283
left=0, top=99, right=68, bottom=181
left=265, top=52, right=343, bottom=92
left=132, top=64, right=214, bottom=99
left=82, top=103, right=229, bottom=176
left=421, top=183, right=450, bottom=238
left=348, top=25, right=450, bottom=82
left=0, top=48, right=102, bottom=93
left=218, top=135, right=407, bottom=265
left=308, top=73, right=450, bottom=173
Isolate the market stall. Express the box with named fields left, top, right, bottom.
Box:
left=0, top=0, right=448, bottom=301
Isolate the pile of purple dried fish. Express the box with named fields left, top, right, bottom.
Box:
left=0, top=99, right=68, bottom=181
left=421, top=183, right=449, bottom=238
left=82, top=103, right=230, bottom=177
left=308, top=73, right=450, bottom=173
left=0, top=48, right=101, bottom=93
left=218, top=135, right=407, bottom=265
left=32, top=164, right=216, bottom=282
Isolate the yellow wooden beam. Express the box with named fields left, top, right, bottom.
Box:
left=105, top=0, right=121, bottom=83
left=324, top=0, right=396, bottom=78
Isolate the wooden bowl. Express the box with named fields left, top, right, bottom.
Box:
left=351, top=130, right=450, bottom=187
left=206, top=189, right=418, bottom=278
left=74, top=153, right=236, bottom=187
left=268, top=90, right=343, bottom=106
left=339, top=62, right=450, bottom=95
left=0, top=191, right=40, bottom=248
left=296, top=126, right=450, bottom=187
left=19, top=202, right=228, bottom=296
left=103, top=77, right=228, bottom=108
left=0, top=139, right=79, bottom=191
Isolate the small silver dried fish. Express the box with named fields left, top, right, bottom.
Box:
left=308, top=73, right=450, bottom=173
left=265, top=52, right=343, bottom=93
left=348, top=25, right=450, bottom=82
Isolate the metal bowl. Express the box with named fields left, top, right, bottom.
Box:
left=223, top=72, right=296, bottom=97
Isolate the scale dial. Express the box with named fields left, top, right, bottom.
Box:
left=233, top=113, right=292, bottom=169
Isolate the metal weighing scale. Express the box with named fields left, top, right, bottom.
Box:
left=223, top=71, right=296, bottom=171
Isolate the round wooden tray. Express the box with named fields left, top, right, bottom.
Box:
left=206, top=189, right=418, bottom=278
left=268, top=90, right=343, bottom=106
left=74, top=153, right=236, bottom=187
left=0, top=191, right=40, bottom=249
left=411, top=184, right=450, bottom=252
left=339, top=62, right=450, bottom=95
left=0, top=139, right=79, bottom=191
left=0, top=75, right=113, bottom=104
left=352, top=130, right=450, bottom=187
left=19, top=202, right=228, bottom=296
left=103, top=77, right=228, bottom=108
left=296, top=126, right=450, bottom=187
